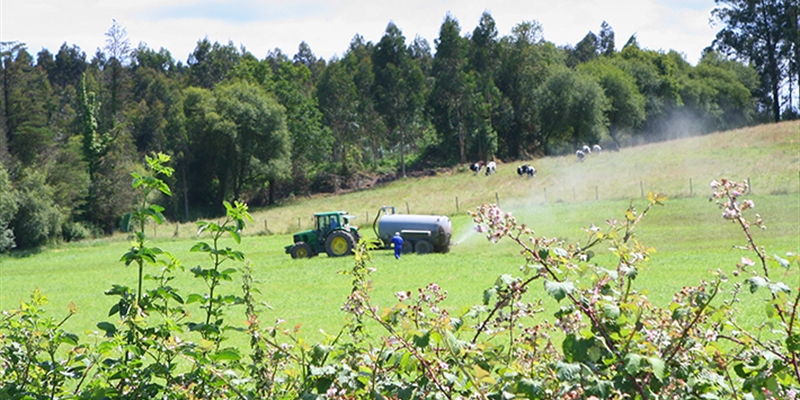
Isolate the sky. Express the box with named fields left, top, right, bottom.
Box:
left=2, top=0, right=720, bottom=65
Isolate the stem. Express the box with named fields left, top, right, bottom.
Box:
left=664, top=279, right=720, bottom=364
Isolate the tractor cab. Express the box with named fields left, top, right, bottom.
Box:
left=286, top=211, right=361, bottom=259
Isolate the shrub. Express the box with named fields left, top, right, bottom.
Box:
left=61, top=220, right=91, bottom=242
left=9, top=170, right=64, bottom=249
left=0, top=170, right=796, bottom=399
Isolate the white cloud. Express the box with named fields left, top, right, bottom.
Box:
left=1, top=0, right=718, bottom=64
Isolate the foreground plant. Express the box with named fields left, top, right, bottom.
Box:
left=710, top=179, right=799, bottom=397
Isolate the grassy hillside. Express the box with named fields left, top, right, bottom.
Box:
left=0, top=121, right=798, bottom=344
left=247, top=120, right=799, bottom=236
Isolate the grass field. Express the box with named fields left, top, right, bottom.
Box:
left=0, top=121, right=798, bottom=347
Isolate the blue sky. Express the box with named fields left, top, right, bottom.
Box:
left=2, top=0, right=719, bottom=64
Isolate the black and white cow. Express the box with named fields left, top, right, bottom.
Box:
left=469, top=161, right=484, bottom=175
left=582, top=145, right=591, bottom=154
left=484, top=161, right=497, bottom=175
left=592, top=144, right=602, bottom=154
left=576, top=150, right=586, bottom=162
left=517, top=164, right=536, bottom=177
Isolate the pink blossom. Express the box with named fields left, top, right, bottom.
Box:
left=741, top=257, right=755, bottom=266
left=395, top=291, right=410, bottom=302
left=710, top=180, right=719, bottom=190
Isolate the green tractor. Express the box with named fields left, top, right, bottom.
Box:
left=285, top=211, right=361, bottom=258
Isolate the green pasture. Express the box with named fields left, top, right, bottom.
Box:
left=0, top=121, right=798, bottom=347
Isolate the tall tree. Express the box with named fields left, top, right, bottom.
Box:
left=269, top=55, right=331, bottom=197
left=712, top=0, right=788, bottom=122
left=1, top=46, right=55, bottom=167
left=103, top=19, right=131, bottom=126
left=598, top=21, right=616, bottom=57
left=428, top=14, right=470, bottom=164
left=343, top=35, right=386, bottom=169
left=188, top=39, right=241, bottom=89
left=372, top=22, right=426, bottom=177
left=317, top=58, right=358, bottom=182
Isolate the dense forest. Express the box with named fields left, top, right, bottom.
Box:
left=1, top=1, right=798, bottom=251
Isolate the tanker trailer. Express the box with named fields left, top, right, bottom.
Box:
left=372, top=206, right=452, bottom=254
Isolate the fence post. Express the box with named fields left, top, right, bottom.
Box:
left=747, top=177, right=751, bottom=194
left=406, top=202, right=410, bottom=214
left=640, top=181, right=644, bottom=198
left=264, top=219, right=268, bottom=232
left=298, top=217, right=301, bottom=229
left=495, top=192, right=500, bottom=207
left=456, top=196, right=459, bottom=213
left=690, top=178, right=693, bottom=196
left=595, top=185, right=599, bottom=200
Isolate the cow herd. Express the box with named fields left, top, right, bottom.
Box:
left=468, top=143, right=605, bottom=177
left=469, top=160, right=535, bottom=178
left=576, top=144, right=602, bottom=162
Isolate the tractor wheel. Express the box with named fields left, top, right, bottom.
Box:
left=325, top=231, right=355, bottom=257
left=414, top=240, right=433, bottom=255
left=290, top=242, right=313, bottom=259
left=402, top=240, right=414, bottom=254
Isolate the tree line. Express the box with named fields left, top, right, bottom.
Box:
left=1, top=3, right=798, bottom=251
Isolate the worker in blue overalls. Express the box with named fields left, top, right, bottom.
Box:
left=390, top=232, right=404, bottom=259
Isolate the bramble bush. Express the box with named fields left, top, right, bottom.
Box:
left=0, top=154, right=797, bottom=399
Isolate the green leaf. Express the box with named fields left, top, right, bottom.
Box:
left=229, top=229, right=241, bottom=244
left=517, top=378, right=544, bottom=398
left=191, top=242, right=212, bottom=252
left=648, top=357, right=665, bottom=379
left=97, top=322, right=117, bottom=336
left=625, top=353, right=642, bottom=375
left=773, top=254, right=790, bottom=269
left=555, top=362, right=581, bottom=381
left=746, top=276, right=768, bottom=293
left=120, top=213, right=132, bottom=232
left=544, top=280, right=574, bottom=302
left=603, top=303, right=621, bottom=320
left=413, top=330, right=430, bottom=348
left=210, top=348, right=241, bottom=362
left=186, top=294, right=205, bottom=304
left=768, top=282, right=791, bottom=294
left=787, top=334, right=800, bottom=353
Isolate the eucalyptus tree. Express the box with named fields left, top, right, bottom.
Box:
left=372, top=22, right=426, bottom=177
left=188, top=39, right=241, bottom=89
left=343, top=35, right=386, bottom=169
left=467, top=12, right=504, bottom=161
left=496, top=21, right=557, bottom=158
left=269, top=53, right=331, bottom=197
left=615, top=43, right=683, bottom=137
left=103, top=19, right=132, bottom=127
left=428, top=14, right=471, bottom=164
left=317, top=57, right=358, bottom=182
left=1, top=46, right=55, bottom=167
left=712, top=0, right=788, bottom=122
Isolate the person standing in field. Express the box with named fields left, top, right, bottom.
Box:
left=391, top=232, right=404, bottom=259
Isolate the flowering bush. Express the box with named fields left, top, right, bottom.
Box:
left=0, top=169, right=797, bottom=399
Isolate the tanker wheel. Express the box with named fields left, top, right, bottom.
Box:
left=290, top=242, right=313, bottom=259
left=325, top=231, right=355, bottom=257
left=402, top=240, right=414, bottom=254
left=414, top=240, right=433, bottom=255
